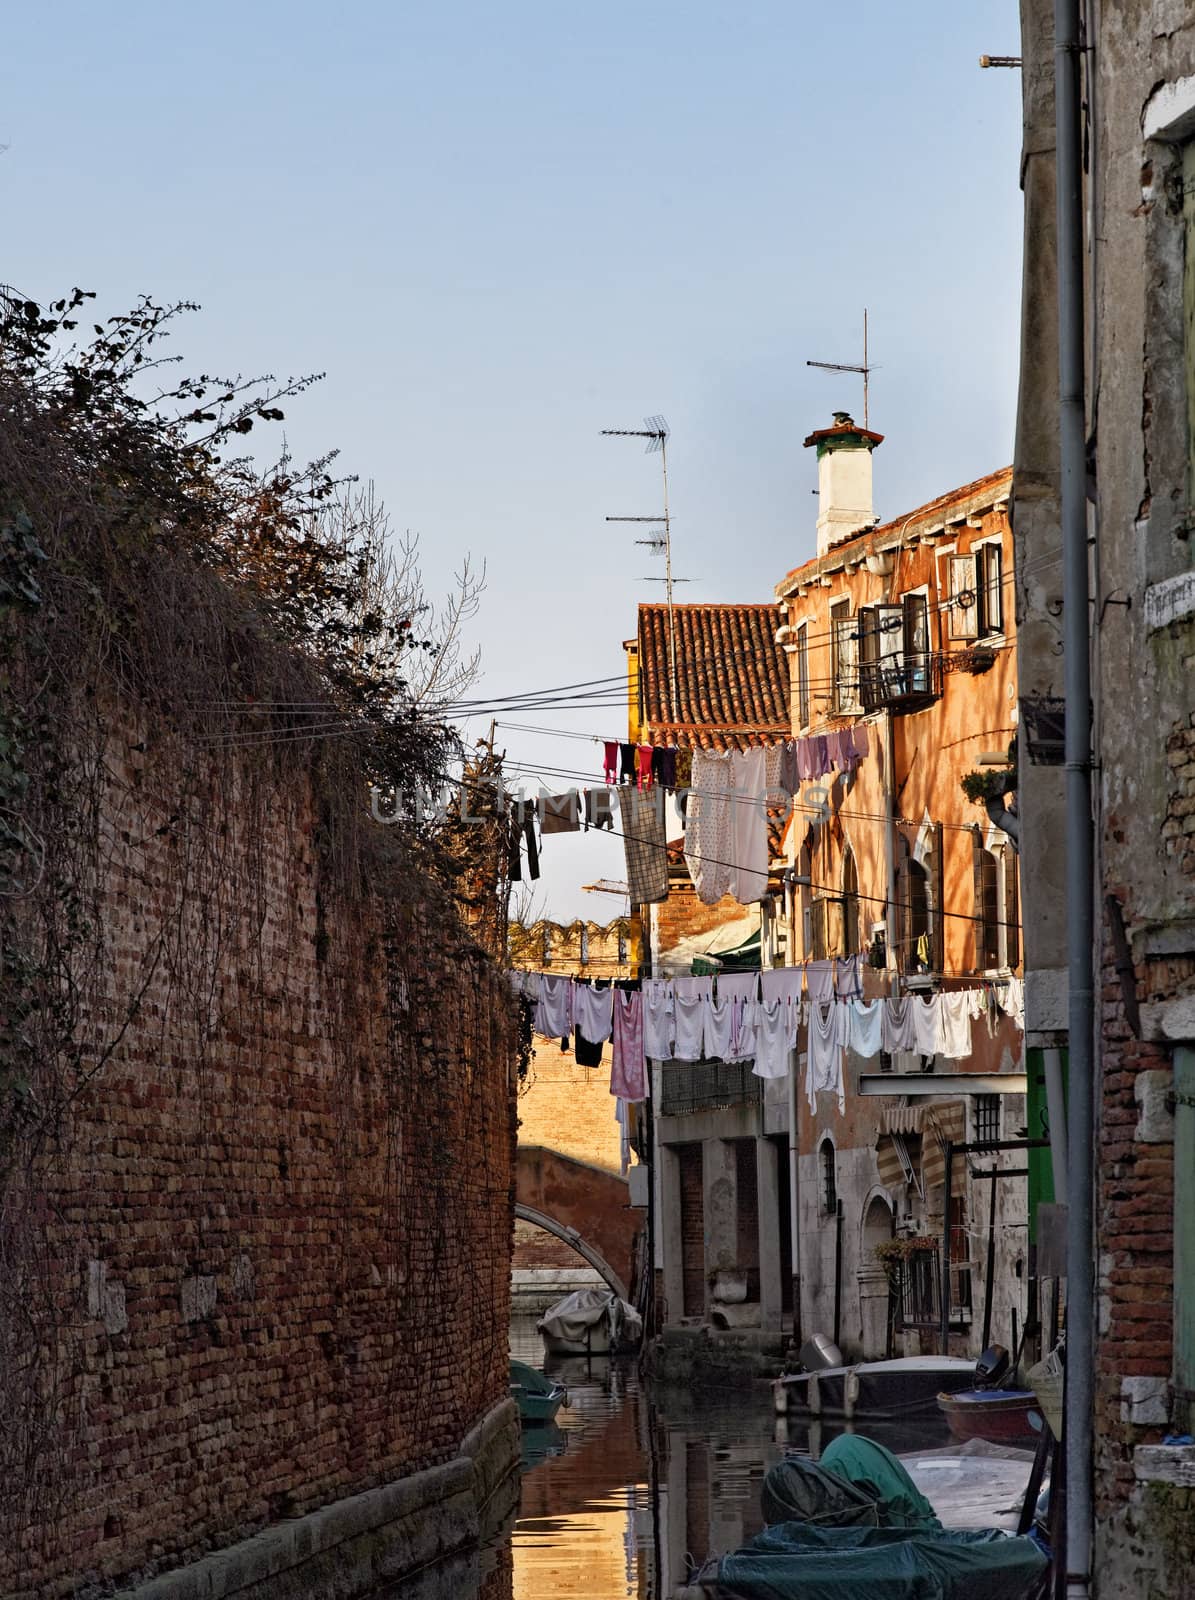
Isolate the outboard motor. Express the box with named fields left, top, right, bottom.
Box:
left=973, top=1343, right=1011, bottom=1390
left=799, top=1333, right=844, bottom=1373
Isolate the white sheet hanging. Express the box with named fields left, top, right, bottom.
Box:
left=939, top=991, right=975, bottom=1059
left=910, top=992, right=945, bottom=1056
left=847, top=998, right=884, bottom=1058
left=572, top=981, right=614, bottom=1044
left=750, top=998, right=796, bottom=1080
left=642, top=978, right=675, bottom=1060
left=534, top=973, right=573, bottom=1039
left=673, top=992, right=708, bottom=1061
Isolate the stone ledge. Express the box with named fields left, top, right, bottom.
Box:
left=1134, top=1443, right=1195, bottom=1487
left=112, top=1399, right=518, bottom=1600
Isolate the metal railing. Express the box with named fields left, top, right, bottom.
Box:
left=658, top=1060, right=762, bottom=1116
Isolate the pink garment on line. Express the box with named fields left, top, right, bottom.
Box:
left=611, top=989, right=647, bottom=1102
left=637, top=745, right=654, bottom=789
left=603, top=740, right=619, bottom=785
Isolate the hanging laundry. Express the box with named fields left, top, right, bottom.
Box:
left=637, top=744, right=654, bottom=789
left=835, top=953, right=864, bottom=1001
left=730, top=747, right=769, bottom=902
left=703, top=994, right=736, bottom=1061
left=765, top=744, right=785, bottom=802
left=651, top=746, right=677, bottom=790
left=779, top=741, right=800, bottom=797
left=938, top=991, right=976, bottom=1059
left=999, top=976, right=1025, bottom=1029
left=534, top=973, right=573, bottom=1040
left=603, top=741, right=619, bottom=785
left=812, top=735, right=831, bottom=778
left=848, top=998, right=884, bottom=1058
left=573, top=981, right=614, bottom=1044
left=910, top=992, right=945, bottom=1056
left=642, top=978, right=676, bottom=1060
left=714, top=971, right=761, bottom=1061
left=574, top=1030, right=604, bottom=1067
left=806, top=959, right=836, bottom=1004
left=673, top=988, right=710, bottom=1061
left=610, top=989, right=646, bottom=1102
left=619, top=742, right=637, bottom=785
left=851, top=724, right=870, bottom=761
left=882, top=995, right=918, bottom=1053
left=539, top=792, right=581, bottom=834
left=750, top=998, right=797, bottom=1080
left=761, top=967, right=804, bottom=1007
left=584, top=787, right=616, bottom=830
left=618, top=786, right=669, bottom=904
left=685, top=748, right=734, bottom=904
left=614, top=1097, right=632, bottom=1176
left=806, top=999, right=848, bottom=1111
left=672, top=975, right=710, bottom=1000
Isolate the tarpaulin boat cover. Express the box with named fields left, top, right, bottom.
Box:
left=536, top=1287, right=642, bottom=1345
left=820, top=1436, right=942, bottom=1530
left=759, top=1457, right=880, bottom=1529
left=702, top=1523, right=1046, bottom=1600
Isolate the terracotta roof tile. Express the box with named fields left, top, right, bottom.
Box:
left=636, top=603, right=789, bottom=751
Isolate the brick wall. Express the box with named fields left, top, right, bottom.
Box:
left=1093, top=902, right=1184, bottom=1516
left=516, top=1040, right=623, bottom=1173
left=2, top=714, right=517, bottom=1599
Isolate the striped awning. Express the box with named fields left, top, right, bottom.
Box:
left=875, top=1105, right=926, bottom=1190
left=921, top=1101, right=968, bottom=1190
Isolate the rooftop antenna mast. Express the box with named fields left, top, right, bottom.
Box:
left=602, top=415, right=683, bottom=719
left=807, top=308, right=873, bottom=428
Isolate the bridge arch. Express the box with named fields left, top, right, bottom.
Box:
left=515, top=1146, right=643, bottom=1306
left=514, top=1203, right=628, bottom=1299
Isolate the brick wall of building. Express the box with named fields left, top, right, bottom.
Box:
left=2, top=714, right=517, bottom=1600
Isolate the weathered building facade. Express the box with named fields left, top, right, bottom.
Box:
left=774, top=432, right=1029, bottom=1369
left=1015, top=3, right=1195, bottom=1592
left=625, top=454, right=1031, bottom=1368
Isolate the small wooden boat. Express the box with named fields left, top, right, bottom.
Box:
left=774, top=1357, right=976, bottom=1421
left=509, top=1359, right=568, bottom=1426
left=937, top=1387, right=1043, bottom=1444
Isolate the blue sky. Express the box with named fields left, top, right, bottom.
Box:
left=4, top=1, right=1024, bottom=922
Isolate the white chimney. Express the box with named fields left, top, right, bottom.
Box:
left=804, top=411, right=883, bottom=556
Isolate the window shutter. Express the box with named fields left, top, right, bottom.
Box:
left=903, top=594, right=930, bottom=694
left=978, top=544, right=1003, bottom=636
left=857, top=607, right=879, bottom=710
left=931, top=821, right=946, bottom=975
left=833, top=614, right=859, bottom=713
left=825, top=895, right=845, bottom=958
left=1003, top=846, right=1020, bottom=970
left=897, top=846, right=910, bottom=972
left=949, top=555, right=979, bottom=640
left=971, top=826, right=985, bottom=972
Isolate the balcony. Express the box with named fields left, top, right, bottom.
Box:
left=858, top=650, right=943, bottom=715
left=658, top=1060, right=762, bottom=1117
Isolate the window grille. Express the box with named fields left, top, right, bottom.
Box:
left=820, top=1139, right=838, bottom=1215
left=973, top=1094, right=1001, bottom=1145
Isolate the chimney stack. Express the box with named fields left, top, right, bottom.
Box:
left=803, top=412, right=883, bottom=556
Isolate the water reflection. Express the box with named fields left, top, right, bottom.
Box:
left=372, top=1318, right=952, bottom=1600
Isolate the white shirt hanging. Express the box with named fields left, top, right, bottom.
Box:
left=847, top=998, right=884, bottom=1058
left=673, top=992, right=708, bottom=1062
left=910, top=992, right=945, bottom=1056
left=750, top=998, right=796, bottom=1080
left=807, top=999, right=847, bottom=1111
left=534, top=973, right=573, bottom=1040
left=882, top=996, right=918, bottom=1053
left=572, top=981, right=614, bottom=1044
left=939, top=991, right=975, bottom=1060
left=642, top=978, right=675, bottom=1061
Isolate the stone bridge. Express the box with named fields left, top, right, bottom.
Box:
left=515, top=1146, right=643, bottom=1301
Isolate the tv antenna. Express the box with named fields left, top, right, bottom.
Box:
left=602, top=415, right=684, bottom=720
left=807, top=308, right=873, bottom=428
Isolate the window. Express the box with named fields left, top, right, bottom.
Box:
left=831, top=600, right=859, bottom=714
left=907, top=860, right=931, bottom=973
left=977, top=848, right=1001, bottom=970
left=820, top=1139, right=838, bottom=1215
left=857, top=594, right=938, bottom=711
left=542, top=928, right=552, bottom=966
left=579, top=927, right=589, bottom=965
left=796, top=621, right=811, bottom=730
left=947, top=546, right=1003, bottom=641
left=973, top=1094, right=1001, bottom=1145
left=618, top=928, right=628, bottom=964
left=976, top=544, right=1003, bottom=636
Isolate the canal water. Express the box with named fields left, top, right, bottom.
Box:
left=372, top=1316, right=956, bottom=1600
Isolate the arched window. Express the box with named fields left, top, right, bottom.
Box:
left=820, top=1138, right=838, bottom=1216
left=579, top=926, right=590, bottom=966
left=842, top=847, right=860, bottom=957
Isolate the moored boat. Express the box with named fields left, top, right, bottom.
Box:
left=937, top=1387, right=1043, bottom=1445
left=773, top=1355, right=976, bottom=1421
left=509, top=1359, right=568, bottom=1426
left=536, top=1286, right=643, bottom=1355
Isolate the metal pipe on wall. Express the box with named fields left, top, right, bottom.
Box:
left=1054, top=0, right=1095, bottom=1592
left=1044, top=1046, right=1070, bottom=1203
left=788, top=1045, right=802, bottom=1345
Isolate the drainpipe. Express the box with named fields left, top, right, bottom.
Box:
left=884, top=711, right=900, bottom=998
left=788, top=1043, right=802, bottom=1346
left=1054, top=0, right=1095, bottom=1594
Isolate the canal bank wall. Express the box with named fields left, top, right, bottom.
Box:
left=0, top=688, right=519, bottom=1600
left=109, top=1399, right=521, bottom=1600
